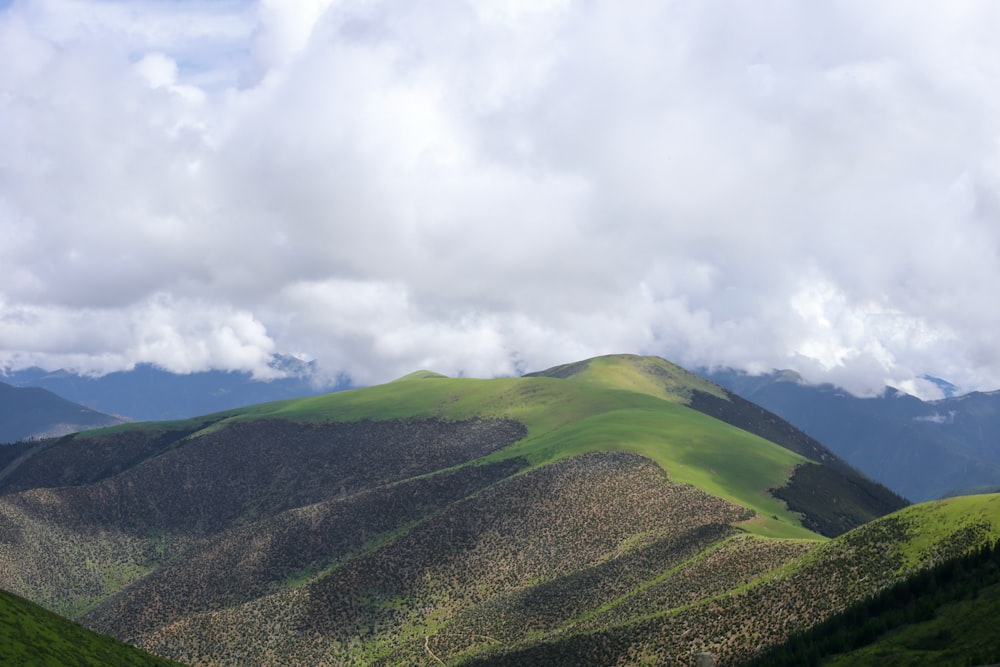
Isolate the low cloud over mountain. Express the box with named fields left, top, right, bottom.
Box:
left=3, top=1, right=1000, bottom=394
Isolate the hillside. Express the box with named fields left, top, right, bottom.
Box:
left=0, top=585, right=183, bottom=667
left=529, top=356, right=904, bottom=536
left=703, top=368, right=1000, bottom=501
left=471, top=494, right=1000, bottom=667
left=746, top=520, right=1000, bottom=666
left=0, top=354, right=916, bottom=665
left=0, top=380, right=125, bottom=443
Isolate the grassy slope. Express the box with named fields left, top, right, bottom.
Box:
left=467, top=494, right=1000, bottom=667
left=523, top=354, right=730, bottom=402
left=0, top=587, right=182, bottom=667
left=125, top=452, right=802, bottom=667
left=744, top=494, right=1000, bottom=667
left=889, top=493, right=1000, bottom=570
left=133, top=365, right=816, bottom=539
left=790, top=494, right=1000, bottom=597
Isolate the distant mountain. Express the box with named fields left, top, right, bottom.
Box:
left=702, top=368, right=1000, bottom=502
left=3, top=356, right=339, bottom=421
left=0, top=380, right=125, bottom=443
left=0, top=354, right=915, bottom=666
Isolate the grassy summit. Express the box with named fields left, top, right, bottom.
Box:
left=523, top=353, right=729, bottom=402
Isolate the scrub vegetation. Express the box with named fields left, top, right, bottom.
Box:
left=746, top=499, right=1000, bottom=667
left=3, top=353, right=973, bottom=667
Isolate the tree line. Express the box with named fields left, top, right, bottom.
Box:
left=743, top=537, right=1000, bottom=667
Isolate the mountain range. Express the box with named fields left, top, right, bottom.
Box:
left=4, top=354, right=999, bottom=665
left=0, top=380, right=125, bottom=443
left=703, top=368, right=1000, bottom=502
left=8, top=358, right=1000, bottom=505
left=2, top=356, right=336, bottom=422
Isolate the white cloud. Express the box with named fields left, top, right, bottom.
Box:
left=3, top=0, right=1000, bottom=395
left=914, top=411, right=955, bottom=424
left=251, top=0, right=335, bottom=73
left=134, top=51, right=179, bottom=88
left=0, top=293, right=277, bottom=377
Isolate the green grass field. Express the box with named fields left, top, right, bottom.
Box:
left=888, top=494, right=1000, bottom=571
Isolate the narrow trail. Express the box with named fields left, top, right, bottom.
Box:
left=425, top=633, right=502, bottom=665
left=425, top=635, right=446, bottom=666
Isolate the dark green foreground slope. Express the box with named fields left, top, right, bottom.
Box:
left=0, top=587, right=182, bottom=667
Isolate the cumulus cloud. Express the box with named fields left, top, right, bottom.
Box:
left=2, top=0, right=1000, bottom=396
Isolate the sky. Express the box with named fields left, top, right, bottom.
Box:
left=1, top=0, right=1000, bottom=398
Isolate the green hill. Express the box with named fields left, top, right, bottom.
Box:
left=745, top=494, right=1000, bottom=667
left=523, top=353, right=729, bottom=402
left=0, top=586, right=182, bottom=667
left=66, top=354, right=899, bottom=540
left=468, top=493, right=1000, bottom=666
left=0, top=354, right=921, bottom=665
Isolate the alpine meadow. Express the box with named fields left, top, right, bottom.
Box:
left=3, top=355, right=1000, bottom=665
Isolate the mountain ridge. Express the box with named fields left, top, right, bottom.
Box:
left=0, top=354, right=941, bottom=666
left=0, top=380, right=125, bottom=443
left=2, top=358, right=337, bottom=421
left=702, top=367, right=1000, bottom=501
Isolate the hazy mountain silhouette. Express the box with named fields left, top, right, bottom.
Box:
left=703, top=367, right=1000, bottom=502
